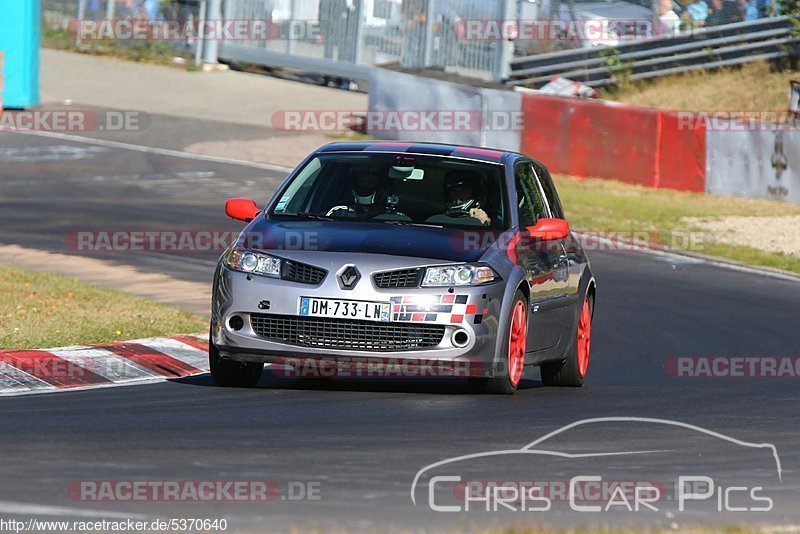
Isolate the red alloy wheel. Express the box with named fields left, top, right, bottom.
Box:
left=508, top=299, right=527, bottom=387
left=577, top=298, right=592, bottom=378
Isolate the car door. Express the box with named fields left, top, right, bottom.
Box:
left=513, top=161, right=571, bottom=354
left=532, top=161, right=584, bottom=346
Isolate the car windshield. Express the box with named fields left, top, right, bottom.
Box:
left=270, top=153, right=509, bottom=230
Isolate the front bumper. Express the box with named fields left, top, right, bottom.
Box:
left=211, top=252, right=507, bottom=377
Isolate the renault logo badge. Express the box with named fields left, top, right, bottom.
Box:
left=338, top=265, right=360, bottom=290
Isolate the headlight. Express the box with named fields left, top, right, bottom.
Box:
left=224, top=248, right=281, bottom=278
left=422, top=264, right=497, bottom=287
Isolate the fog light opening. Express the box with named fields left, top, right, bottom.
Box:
left=452, top=329, right=470, bottom=348
left=228, top=315, right=245, bottom=331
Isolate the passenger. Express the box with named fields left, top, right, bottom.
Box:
left=432, top=171, right=492, bottom=226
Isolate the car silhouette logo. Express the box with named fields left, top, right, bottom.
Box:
left=338, top=265, right=360, bottom=289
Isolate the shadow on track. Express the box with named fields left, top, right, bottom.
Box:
left=172, top=371, right=545, bottom=395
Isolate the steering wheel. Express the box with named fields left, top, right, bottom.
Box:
left=326, top=205, right=355, bottom=217
left=445, top=207, right=472, bottom=218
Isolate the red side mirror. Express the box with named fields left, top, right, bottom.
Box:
left=225, top=198, right=261, bottom=222
left=526, top=218, right=570, bottom=241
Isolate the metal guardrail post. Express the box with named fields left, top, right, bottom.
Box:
left=195, top=0, right=207, bottom=67
left=354, top=0, right=366, bottom=64
left=76, top=0, right=87, bottom=45
left=106, top=0, right=116, bottom=20
left=493, top=0, right=515, bottom=81
left=203, top=0, right=222, bottom=64
left=422, top=0, right=436, bottom=67
left=287, top=0, right=298, bottom=55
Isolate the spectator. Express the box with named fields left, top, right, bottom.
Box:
left=742, top=0, right=759, bottom=20
left=757, top=0, right=779, bottom=17
left=681, top=0, right=709, bottom=26
left=706, top=0, right=744, bottom=25
left=143, top=0, right=160, bottom=19
left=658, top=0, right=681, bottom=36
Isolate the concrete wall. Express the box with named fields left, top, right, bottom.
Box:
left=706, top=129, right=800, bottom=203
left=368, top=69, right=521, bottom=152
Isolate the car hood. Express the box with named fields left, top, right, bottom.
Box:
left=240, top=219, right=504, bottom=263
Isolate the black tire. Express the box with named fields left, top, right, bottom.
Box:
left=471, top=290, right=527, bottom=395
left=209, top=331, right=263, bottom=388
left=540, top=295, right=593, bottom=387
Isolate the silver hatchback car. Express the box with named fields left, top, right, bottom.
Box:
left=210, top=142, right=595, bottom=394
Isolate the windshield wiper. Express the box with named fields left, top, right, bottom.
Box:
left=380, top=220, right=443, bottom=229
left=273, top=211, right=333, bottom=221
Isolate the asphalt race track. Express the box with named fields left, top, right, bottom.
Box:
left=1, top=129, right=799, bottom=531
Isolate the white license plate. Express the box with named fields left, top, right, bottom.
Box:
left=299, top=297, right=392, bottom=322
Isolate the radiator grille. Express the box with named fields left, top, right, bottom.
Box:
left=373, top=268, right=422, bottom=288
left=250, top=314, right=445, bottom=351
left=281, top=261, right=326, bottom=285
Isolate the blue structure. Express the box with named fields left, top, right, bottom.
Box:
left=0, top=0, right=40, bottom=109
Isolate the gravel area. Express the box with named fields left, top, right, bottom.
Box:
left=184, top=133, right=333, bottom=169
left=682, top=215, right=800, bottom=257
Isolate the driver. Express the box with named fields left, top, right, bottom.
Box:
left=352, top=169, right=384, bottom=213
left=441, top=171, right=491, bottom=225
left=327, top=169, right=387, bottom=217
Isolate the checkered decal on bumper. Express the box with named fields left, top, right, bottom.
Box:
left=390, top=295, right=487, bottom=324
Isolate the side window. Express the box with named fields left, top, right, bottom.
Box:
left=515, top=162, right=548, bottom=227
left=532, top=162, right=565, bottom=219
left=274, top=157, right=323, bottom=213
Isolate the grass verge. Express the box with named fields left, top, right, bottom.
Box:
left=598, top=61, right=798, bottom=112
left=554, top=175, right=800, bottom=274
left=42, top=26, right=194, bottom=68
left=0, top=265, right=206, bottom=350
left=488, top=527, right=768, bottom=534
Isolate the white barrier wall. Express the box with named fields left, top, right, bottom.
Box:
left=369, top=68, right=800, bottom=204
left=706, top=129, right=800, bottom=203
left=481, top=87, right=522, bottom=152
left=368, top=69, right=521, bottom=152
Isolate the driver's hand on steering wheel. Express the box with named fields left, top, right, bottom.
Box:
left=469, top=207, right=491, bottom=225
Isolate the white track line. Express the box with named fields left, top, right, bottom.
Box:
left=578, top=232, right=800, bottom=283
left=0, top=500, right=150, bottom=519
left=11, top=129, right=294, bottom=173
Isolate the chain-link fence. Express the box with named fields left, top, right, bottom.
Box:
left=41, top=0, right=789, bottom=83
left=41, top=0, right=515, bottom=81
left=220, top=0, right=514, bottom=81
